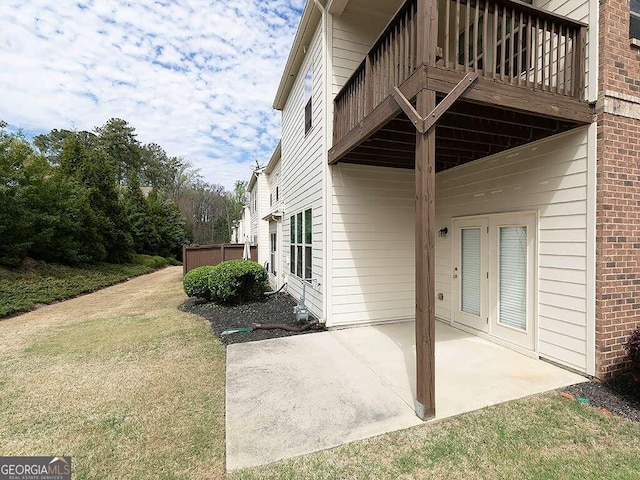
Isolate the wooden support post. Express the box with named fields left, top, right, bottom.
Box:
left=414, top=87, right=436, bottom=421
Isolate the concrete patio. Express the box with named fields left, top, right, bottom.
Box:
left=226, top=321, right=586, bottom=471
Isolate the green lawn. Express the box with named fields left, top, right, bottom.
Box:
left=0, top=262, right=156, bottom=317
left=1, top=266, right=639, bottom=479
left=233, top=394, right=640, bottom=480
left=0, top=267, right=225, bottom=479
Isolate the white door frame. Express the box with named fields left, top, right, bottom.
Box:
left=451, top=211, right=538, bottom=354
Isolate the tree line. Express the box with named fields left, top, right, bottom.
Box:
left=0, top=118, right=247, bottom=267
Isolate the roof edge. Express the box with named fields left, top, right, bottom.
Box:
left=273, top=1, right=321, bottom=110
left=264, top=141, right=282, bottom=174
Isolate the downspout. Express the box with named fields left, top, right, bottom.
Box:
left=585, top=0, right=599, bottom=378
left=313, top=0, right=331, bottom=325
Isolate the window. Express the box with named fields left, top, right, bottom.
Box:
left=289, top=208, right=313, bottom=280
left=270, top=193, right=273, bottom=207
left=632, top=0, right=640, bottom=39
left=270, top=233, right=277, bottom=276
left=304, top=67, right=312, bottom=134
left=275, top=186, right=279, bottom=201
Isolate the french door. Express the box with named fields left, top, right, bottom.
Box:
left=452, top=213, right=536, bottom=351
left=452, top=218, right=489, bottom=332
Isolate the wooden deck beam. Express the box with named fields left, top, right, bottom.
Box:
left=426, top=66, right=594, bottom=125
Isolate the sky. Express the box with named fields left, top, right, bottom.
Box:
left=0, top=0, right=304, bottom=190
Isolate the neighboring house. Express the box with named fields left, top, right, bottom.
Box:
left=262, top=143, right=285, bottom=290
left=230, top=205, right=251, bottom=244
left=248, top=167, right=270, bottom=269
left=252, top=0, right=639, bottom=418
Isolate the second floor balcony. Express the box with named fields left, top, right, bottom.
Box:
left=329, top=0, right=593, bottom=168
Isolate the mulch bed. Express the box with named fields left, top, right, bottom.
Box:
left=180, top=292, right=325, bottom=345
left=562, top=375, right=640, bottom=423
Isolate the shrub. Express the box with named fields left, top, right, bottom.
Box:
left=624, top=325, right=640, bottom=372
left=165, top=257, right=182, bottom=266
left=183, top=266, right=216, bottom=300
left=132, top=254, right=167, bottom=268
left=207, top=260, right=268, bottom=304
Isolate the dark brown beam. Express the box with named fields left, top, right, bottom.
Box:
left=436, top=128, right=527, bottom=148
left=359, top=140, right=415, bottom=154
left=435, top=128, right=518, bottom=148
left=436, top=147, right=486, bottom=158
left=344, top=150, right=414, bottom=162
left=446, top=102, right=572, bottom=131
left=341, top=157, right=414, bottom=169
left=436, top=137, right=497, bottom=152
left=427, top=66, right=594, bottom=125
left=329, top=66, right=426, bottom=165
left=436, top=116, right=535, bottom=140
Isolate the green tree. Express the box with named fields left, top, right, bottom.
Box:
left=95, top=118, right=141, bottom=185
left=122, top=173, right=160, bottom=254
left=146, top=189, right=187, bottom=258
left=0, top=129, right=41, bottom=265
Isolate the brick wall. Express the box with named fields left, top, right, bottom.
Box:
left=596, top=0, right=640, bottom=378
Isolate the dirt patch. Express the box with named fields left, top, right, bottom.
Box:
left=181, top=292, right=325, bottom=345
left=563, top=375, right=640, bottom=423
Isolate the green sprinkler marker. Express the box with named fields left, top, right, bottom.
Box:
left=221, top=327, right=254, bottom=336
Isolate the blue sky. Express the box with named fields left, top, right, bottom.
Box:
left=0, top=0, right=304, bottom=189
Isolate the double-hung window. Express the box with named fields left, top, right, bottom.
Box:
left=290, top=209, right=313, bottom=280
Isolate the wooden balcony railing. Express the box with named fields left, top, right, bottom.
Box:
left=333, top=0, right=419, bottom=143
left=333, top=0, right=587, bottom=145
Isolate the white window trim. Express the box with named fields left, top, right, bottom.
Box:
left=290, top=208, right=312, bottom=281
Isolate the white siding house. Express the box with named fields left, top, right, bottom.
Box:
left=264, top=143, right=284, bottom=290
left=277, top=19, right=326, bottom=318
left=269, top=0, right=597, bottom=377
left=248, top=169, right=270, bottom=268
left=231, top=205, right=251, bottom=244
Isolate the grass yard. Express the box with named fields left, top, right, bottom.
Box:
left=0, top=262, right=158, bottom=318
left=2, top=265, right=640, bottom=479
left=232, top=394, right=640, bottom=480
left=0, top=267, right=226, bottom=479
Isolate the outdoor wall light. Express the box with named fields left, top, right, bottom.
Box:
left=438, top=227, right=448, bottom=237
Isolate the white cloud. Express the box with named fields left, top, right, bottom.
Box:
left=0, top=0, right=303, bottom=190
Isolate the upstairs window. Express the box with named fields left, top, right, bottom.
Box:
left=304, top=67, right=313, bottom=135
left=632, top=0, right=640, bottom=39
